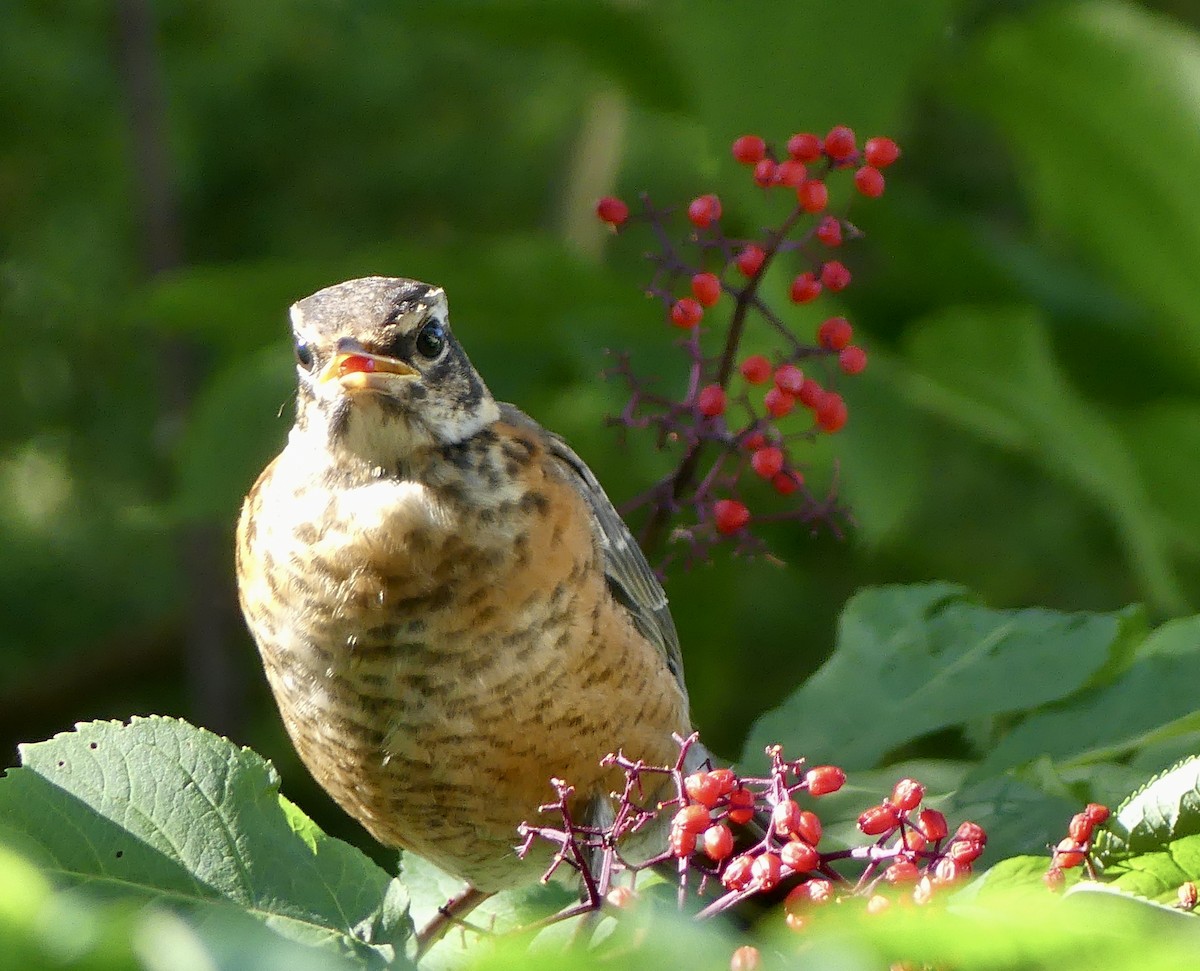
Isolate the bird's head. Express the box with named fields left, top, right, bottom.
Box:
left=287, top=277, right=498, bottom=470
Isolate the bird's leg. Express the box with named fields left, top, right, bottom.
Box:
left=414, top=884, right=493, bottom=962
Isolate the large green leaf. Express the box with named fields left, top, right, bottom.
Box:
left=968, top=617, right=1200, bottom=781
left=1098, top=754, right=1200, bottom=859
left=899, top=306, right=1187, bottom=613
left=741, top=583, right=1140, bottom=771
left=954, top=1, right=1200, bottom=375
left=0, top=718, right=412, bottom=969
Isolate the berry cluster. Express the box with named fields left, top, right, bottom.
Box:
left=516, top=735, right=985, bottom=939
left=1043, top=802, right=1110, bottom=889
left=595, top=126, right=899, bottom=562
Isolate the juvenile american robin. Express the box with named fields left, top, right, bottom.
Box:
left=235, top=277, right=696, bottom=900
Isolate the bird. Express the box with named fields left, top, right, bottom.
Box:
left=235, top=276, right=696, bottom=906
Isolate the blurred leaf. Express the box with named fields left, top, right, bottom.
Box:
left=968, top=617, right=1200, bottom=781
left=899, top=306, right=1187, bottom=613
left=174, top=346, right=294, bottom=522
left=400, top=1, right=690, bottom=114
left=742, top=583, right=1140, bottom=771
left=0, top=717, right=412, bottom=968
left=953, top=1, right=1200, bottom=375
left=1101, top=834, right=1200, bottom=905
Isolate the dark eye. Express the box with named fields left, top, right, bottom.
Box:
left=294, top=338, right=315, bottom=370
left=415, top=320, right=446, bottom=359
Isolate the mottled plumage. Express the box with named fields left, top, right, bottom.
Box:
left=236, top=278, right=692, bottom=892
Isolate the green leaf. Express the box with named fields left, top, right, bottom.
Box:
left=953, top=1, right=1200, bottom=374
left=1100, top=833, right=1200, bottom=906
left=968, top=617, right=1200, bottom=780
left=741, top=583, right=1139, bottom=771
left=0, top=717, right=412, bottom=968
left=399, top=1, right=690, bottom=114
left=1098, top=754, right=1200, bottom=859
left=899, top=306, right=1187, bottom=614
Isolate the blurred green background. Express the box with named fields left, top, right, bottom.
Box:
left=4, top=0, right=1200, bottom=864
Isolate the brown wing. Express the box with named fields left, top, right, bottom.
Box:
left=497, top=403, right=685, bottom=689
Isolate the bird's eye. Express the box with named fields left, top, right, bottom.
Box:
left=415, top=320, right=446, bottom=359
left=294, top=338, right=315, bottom=370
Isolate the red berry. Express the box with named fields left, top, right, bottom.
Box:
left=858, top=803, right=900, bottom=836
left=917, top=809, right=948, bottom=842
left=1084, top=803, right=1110, bottom=826
left=764, top=387, right=795, bottom=418
left=797, top=179, right=828, bottom=213
left=839, top=345, right=867, bottom=375
left=1053, top=838, right=1086, bottom=869
left=802, top=878, right=834, bottom=906
left=730, top=945, right=760, bottom=971
left=854, top=165, right=886, bottom=198
left=709, top=768, right=737, bottom=796
left=336, top=354, right=377, bottom=377
left=816, top=216, right=842, bottom=247
left=714, top=499, right=750, bottom=536
left=816, top=391, right=848, bottom=433
left=703, top=823, right=734, bottom=861
left=736, top=244, right=766, bottom=277
left=889, top=778, right=925, bottom=812
left=751, top=446, right=784, bottom=479
left=934, top=857, right=966, bottom=884
left=751, top=852, right=782, bottom=891
left=673, top=803, right=711, bottom=835
left=955, top=822, right=987, bottom=845
left=727, top=786, right=756, bottom=824
left=595, top=196, right=629, bottom=226
left=820, top=260, right=851, bottom=292
left=670, top=298, right=704, bottom=328
left=797, top=379, right=823, bottom=409
left=732, top=134, right=767, bottom=165
left=817, top=316, right=853, bottom=350
left=904, top=830, right=928, bottom=853
left=780, top=840, right=819, bottom=872
left=1068, top=813, right=1094, bottom=844
left=670, top=827, right=696, bottom=857
left=771, top=799, right=803, bottom=837
left=775, top=159, right=807, bottom=187
left=789, top=272, right=822, bottom=303
left=805, top=765, right=846, bottom=796
left=795, top=810, right=822, bottom=846
left=824, top=125, right=857, bottom=162
left=752, top=159, right=777, bottom=187
left=722, top=854, right=755, bottom=891
left=741, top=430, right=767, bottom=451
left=697, top=384, right=727, bottom=418
left=864, top=136, right=900, bottom=168
left=948, top=839, right=984, bottom=865
left=687, top=194, right=722, bottom=228
left=685, top=771, right=723, bottom=808
left=787, top=132, right=822, bottom=163
left=691, top=272, right=722, bottom=307
left=740, top=354, right=772, bottom=384
left=772, top=470, right=803, bottom=495
left=774, top=363, right=805, bottom=395
left=884, top=859, right=920, bottom=884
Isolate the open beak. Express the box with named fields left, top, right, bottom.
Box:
left=318, top=351, right=418, bottom=391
